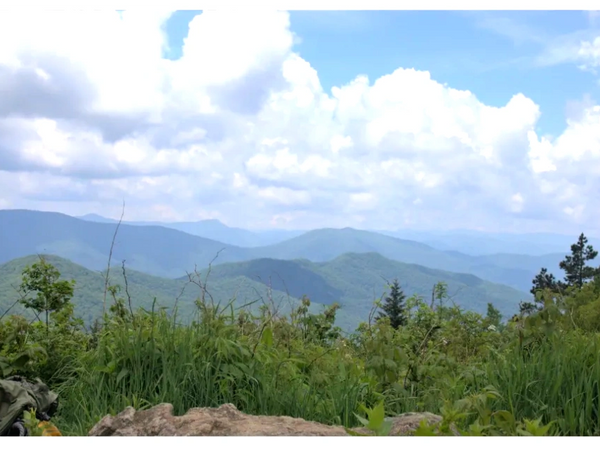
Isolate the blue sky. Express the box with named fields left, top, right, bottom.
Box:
left=0, top=10, right=599, bottom=234
left=164, top=10, right=600, bottom=138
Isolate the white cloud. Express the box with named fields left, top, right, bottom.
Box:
left=1, top=11, right=599, bottom=234
left=577, top=37, right=600, bottom=71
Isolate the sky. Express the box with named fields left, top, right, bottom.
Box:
left=0, top=10, right=599, bottom=233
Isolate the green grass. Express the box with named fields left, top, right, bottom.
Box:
left=53, top=308, right=370, bottom=436
left=48, top=305, right=600, bottom=436
left=3, top=249, right=600, bottom=437
left=478, top=332, right=600, bottom=435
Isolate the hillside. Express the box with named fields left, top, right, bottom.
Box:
left=251, top=227, right=546, bottom=292
left=0, top=255, right=308, bottom=326
left=472, top=253, right=563, bottom=277
left=77, top=213, right=304, bottom=247
left=379, top=229, right=600, bottom=257
left=0, top=209, right=253, bottom=277
left=1, top=253, right=526, bottom=331
left=191, top=252, right=528, bottom=324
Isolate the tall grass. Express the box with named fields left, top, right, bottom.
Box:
left=23, top=291, right=600, bottom=436
left=471, top=331, right=600, bottom=436
left=54, top=307, right=371, bottom=436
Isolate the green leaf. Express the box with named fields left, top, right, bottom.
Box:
left=493, top=410, right=516, bottom=434
left=368, top=401, right=386, bottom=430
left=0, top=359, right=12, bottom=377
left=521, top=418, right=554, bottom=436
left=11, top=352, right=31, bottom=369
left=414, top=420, right=437, bottom=436
left=116, top=368, right=129, bottom=384
left=353, top=412, right=370, bottom=427
left=261, top=327, right=273, bottom=347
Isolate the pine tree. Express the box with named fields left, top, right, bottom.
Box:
left=377, top=279, right=407, bottom=329
left=518, top=301, right=538, bottom=316
left=559, top=233, right=599, bottom=289
left=530, top=267, right=562, bottom=296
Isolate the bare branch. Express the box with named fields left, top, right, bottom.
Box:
left=103, top=200, right=125, bottom=317
left=121, top=260, right=134, bottom=318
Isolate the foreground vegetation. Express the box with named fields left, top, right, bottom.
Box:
left=1, top=234, right=600, bottom=436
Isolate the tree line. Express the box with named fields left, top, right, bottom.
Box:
left=377, top=233, right=600, bottom=329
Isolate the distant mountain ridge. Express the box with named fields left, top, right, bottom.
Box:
left=77, top=212, right=597, bottom=257
left=197, top=252, right=527, bottom=322
left=251, top=227, right=563, bottom=292
left=1, top=209, right=253, bottom=278
left=0, top=209, right=567, bottom=293
left=378, top=229, right=600, bottom=256
left=76, top=213, right=304, bottom=247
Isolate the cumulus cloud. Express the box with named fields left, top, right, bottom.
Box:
left=0, top=10, right=599, bottom=233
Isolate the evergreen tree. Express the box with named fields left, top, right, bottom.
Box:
left=559, top=233, right=599, bottom=289
left=377, top=279, right=407, bottom=329
left=530, top=267, right=561, bottom=296
left=518, top=300, right=539, bottom=316
left=485, top=302, right=502, bottom=327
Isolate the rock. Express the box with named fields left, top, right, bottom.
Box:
left=88, top=403, right=443, bottom=436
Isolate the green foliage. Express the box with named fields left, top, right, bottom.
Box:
left=2, top=235, right=600, bottom=437
left=432, top=281, right=448, bottom=310
left=22, top=409, right=43, bottom=436
left=0, top=253, right=527, bottom=332
left=0, top=258, right=88, bottom=382
left=413, top=386, right=557, bottom=436
left=530, top=267, right=561, bottom=296
left=0, top=255, right=318, bottom=328
left=559, top=233, right=599, bottom=289
left=346, top=401, right=392, bottom=436
left=485, top=303, right=502, bottom=328
left=19, top=256, right=75, bottom=334
left=376, top=279, right=407, bottom=329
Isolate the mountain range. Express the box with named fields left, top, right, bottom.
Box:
left=0, top=252, right=526, bottom=331
left=1, top=209, right=565, bottom=293
left=77, top=213, right=597, bottom=256
left=76, top=213, right=304, bottom=247
left=2, top=208, right=588, bottom=329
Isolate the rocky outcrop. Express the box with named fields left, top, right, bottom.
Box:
left=88, top=403, right=442, bottom=436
